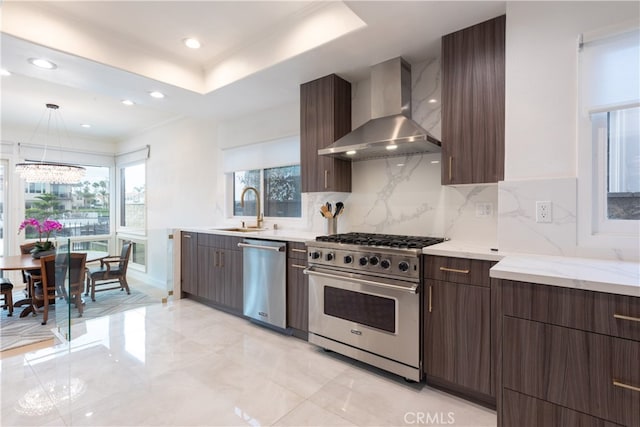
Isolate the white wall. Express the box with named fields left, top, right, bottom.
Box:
left=500, top=1, right=639, bottom=261
left=117, top=117, right=219, bottom=287
left=505, top=1, right=637, bottom=180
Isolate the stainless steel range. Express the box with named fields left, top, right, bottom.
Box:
left=304, top=232, right=444, bottom=381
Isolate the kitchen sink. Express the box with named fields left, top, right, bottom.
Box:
left=212, top=227, right=267, bottom=233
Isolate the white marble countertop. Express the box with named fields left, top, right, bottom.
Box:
left=422, top=240, right=506, bottom=261
left=177, top=226, right=318, bottom=243
left=490, top=253, right=640, bottom=297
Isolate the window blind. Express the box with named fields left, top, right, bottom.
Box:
left=222, top=135, right=299, bottom=173
left=580, top=27, right=640, bottom=113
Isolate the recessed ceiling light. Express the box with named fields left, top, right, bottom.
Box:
left=428, top=98, right=438, bottom=104
left=80, top=124, right=91, bottom=128
left=29, top=58, right=57, bottom=70
left=430, top=160, right=440, bottom=164
left=346, top=150, right=356, bottom=155
left=386, top=144, right=398, bottom=151
left=397, top=163, right=405, bottom=167
left=0, top=69, right=11, bottom=76
left=183, top=38, right=201, bottom=49
left=149, top=91, right=165, bottom=99
left=121, top=99, right=135, bottom=106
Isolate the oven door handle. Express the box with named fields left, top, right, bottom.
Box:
left=303, top=268, right=419, bottom=294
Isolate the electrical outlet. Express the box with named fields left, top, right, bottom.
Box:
left=475, top=202, right=493, bottom=217
left=536, top=201, right=552, bottom=223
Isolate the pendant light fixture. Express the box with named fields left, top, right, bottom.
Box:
left=15, top=103, right=86, bottom=184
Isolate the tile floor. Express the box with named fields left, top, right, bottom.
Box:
left=1, top=298, right=497, bottom=426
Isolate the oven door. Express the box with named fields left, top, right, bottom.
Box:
left=305, top=265, right=420, bottom=370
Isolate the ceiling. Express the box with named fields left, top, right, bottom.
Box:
left=0, top=1, right=505, bottom=144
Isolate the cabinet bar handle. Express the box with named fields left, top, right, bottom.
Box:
left=324, top=170, right=328, bottom=189
left=213, top=251, right=219, bottom=267
left=292, top=264, right=306, bottom=269
left=291, top=249, right=307, bottom=253
left=448, top=156, right=452, bottom=181
left=613, top=380, right=640, bottom=393
left=439, top=266, right=470, bottom=274
left=429, top=285, right=433, bottom=313
left=183, top=234, right=192, bottom=238
left=220, top=252, right=224, bottom=268
left=613, top=314, right=640, bottom=323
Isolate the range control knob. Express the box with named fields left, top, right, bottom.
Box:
left=380, top=259, right=391, bottom=269
left=310, top=251, right=321, bottom=260
left=398, top=261, right=410, bottom=272
left=343, top=255, right=353, bottom=264
left=359, top=256, right=368, bottom=266
left=369, top=256, right=379, bottom=266
left=326, top=253, right=334, bottom=261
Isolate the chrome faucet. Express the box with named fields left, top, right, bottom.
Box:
left=240, top=186, right=263, bottom=229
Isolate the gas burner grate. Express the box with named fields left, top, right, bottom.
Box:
left=316, top=232, right=444, bottom=249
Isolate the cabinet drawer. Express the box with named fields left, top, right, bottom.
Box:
left=288, top=242, right=308, bottom=260
left=502, top=280, right=640, bottom=341
left=198, top=234, right=243, bottom=251
left=503, top=316, right=640, bottom=427
left=503, top=389, right=624, bottom=427
left=424, top=256, right=493, bottom=287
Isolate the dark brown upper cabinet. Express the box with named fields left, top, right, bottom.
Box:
left=300, top=74, right=352, bottom=192
left=442, top=15, right=505, bottom=185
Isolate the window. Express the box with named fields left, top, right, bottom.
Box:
left=592, top=107, right=640, bottom=221
left=22, top=165, right=111, bottom=239
left=233, top=165, right=301, bottom=218
left=119, top=163, right=145, bottom=232
left=117, top=237, right=146, bottom=270
left=578, top=26, right=639, bottom=245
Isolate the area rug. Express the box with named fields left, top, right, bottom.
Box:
left=1, top=287, right=159, bottom=352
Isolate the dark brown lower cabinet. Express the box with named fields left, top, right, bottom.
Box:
left=286, top=259, right=308, bottom=332
left=286, top=241, right=308, bottom=337
left=180, top=232, right=198, bottom=296
left=424, top=280, right=491, bottom=398
left=220, top=249, right=242, bottom=313
left=497, top=279, right=640, bottom=427
left=503, top=389, right=624, bottom=427
left=502, top=316, right=640, bottom=427
left=195, top=237, right=243, bottom=314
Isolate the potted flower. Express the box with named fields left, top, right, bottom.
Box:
left=18, top=218, right=64, bottom=258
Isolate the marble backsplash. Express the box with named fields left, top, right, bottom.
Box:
left=499, top=177, right=639, bottom=261
left=300, top=154, right=498, bottom=246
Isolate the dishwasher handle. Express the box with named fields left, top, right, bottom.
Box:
left=238, top=242, right=285, bottom=252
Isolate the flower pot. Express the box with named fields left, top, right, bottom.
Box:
left=31, top=249, right=56, bottom=259
left=31, top=243, right=55, bottom=259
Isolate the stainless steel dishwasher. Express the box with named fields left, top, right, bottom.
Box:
left=238, top=238, right=287, bottom=329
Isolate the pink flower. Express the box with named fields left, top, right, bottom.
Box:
left=42, top=219, right=63, bottom=233
left=18, top=218, right=63, bottom=243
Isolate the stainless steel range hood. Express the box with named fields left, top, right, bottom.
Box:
left=318, top=57, right=441, bottom=161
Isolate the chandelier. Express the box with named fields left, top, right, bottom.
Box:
left=15, top=103, right=86, bottom=184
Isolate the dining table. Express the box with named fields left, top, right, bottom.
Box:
left=0, top=251, right=109, bottom=318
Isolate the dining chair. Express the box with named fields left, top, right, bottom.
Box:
left=20, top=242, right=41, bottom=295
left=86, top=241, right=132, bottom=302
left=32, top=253, right=87, bottom=325
left=0, top=278, right=14, bottom=317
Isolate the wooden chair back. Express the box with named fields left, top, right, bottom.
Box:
left=35, top=253, right=87, bottom=324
